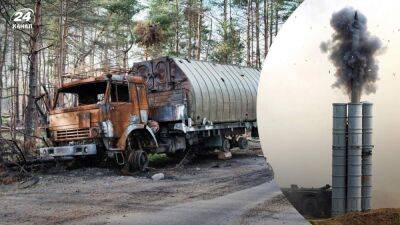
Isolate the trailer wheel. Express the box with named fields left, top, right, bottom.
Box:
left=238, top=137, right=248, bottom=150
left=222, top=139, right=231, bottom=152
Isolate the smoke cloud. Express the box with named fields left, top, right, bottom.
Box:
left=322, top=8, right=382, bottom=102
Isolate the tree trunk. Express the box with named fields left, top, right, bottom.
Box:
left=246, top=0, right=251, bottom=66
left=187, top=21, right=192, bottom=59
left=58, top=0, right=64, bottom=85
left=58, top=0, right=68, bottom=86
left=230, top=0, right=240, bottom=64
left=46, top=49, right=51, bottom=92
left=90, top=28, right=95, bottom=71
left=38, top=43, right=41, bottom=87
left=195, top=0, right=202, bottom=60
left=275, top=0, right=278, bottom=36
left=18, top=42, right=24, bottom=122
left=24, top=0, right=41, bottom=151
left=0, top=24, right=9, bottom=137
left=103, top=44, right=110, bottom=71
left=123, top=51, right=128, bottom=71
left=175, top=0, right=180, bottom=55
left=15, top=38, right=21, bottom=125
left=205, top=18, right=212, bottom=60
left=42, top=47, right=46, bottom=85
left=80, top=23, right=85, bottom=71
left=187, top=0, right=192, bottom=59
left=13, top=32, right=18, bottom=136
left=223, top=0, right=228, bottom=42
left=255, top=0, right=260, bottom=68
left=250, top=2, right=254, bottom=65
left=22, top=62, right=28, bottom=122
left=269, top=0, right=273, bottom=46
left=222, top=0, right=228, bottom=63
left=264, top=0, right=269, bottom=57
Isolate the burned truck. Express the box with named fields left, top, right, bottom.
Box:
left=39, top=57, right=260, bottom=171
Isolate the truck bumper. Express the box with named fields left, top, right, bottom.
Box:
left=39, top=144, right=97, bottom=157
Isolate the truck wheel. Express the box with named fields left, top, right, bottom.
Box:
left=125, top=136, right=149, bottom=172
left=127, top=150, right=149, bottom=172
left=133, top=150, right=149, bottom=172
left=238, top=137, right=248, bottom=149
left=222, top=138, right=231, bottom=152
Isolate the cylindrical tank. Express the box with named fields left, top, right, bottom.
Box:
left=174, top=58, right=259, bottom=124
left=332, top=103, right=347, bottom=216
left=133, top=57, right=260, bottom=124
left=362, top=102, right=373, bottom=211
left=347, top=103, right=363, bottom=212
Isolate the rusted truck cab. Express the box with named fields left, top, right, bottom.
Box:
left=40, top=74, right=158, bottom=171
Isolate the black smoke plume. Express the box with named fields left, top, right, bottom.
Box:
left=322, top=8, right=382, bottom=103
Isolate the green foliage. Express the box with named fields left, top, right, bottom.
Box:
left=1, top=0, right=303, bottom=75
left=148, top=0, right=176, bottom=27
left=148, top=153, right=170, bottom=167
left=105, top=0, right=139, bottom=17
left=210, top=19, right=244, bottom=64
left=207, top=0, right=244, bottom=64
left=146, top=0, right=178, bottom=54
left=104, top=0, right=141, bottom=45
left=278, top=0, right=303, bottom=21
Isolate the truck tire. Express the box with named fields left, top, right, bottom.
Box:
left=133, top=150, right=149, bottom=171
left=238, top=137, right=248, bottom=150
left=126, top=150, right=149, bottom=172
left=222, top=138, right=231, bottom=152
left=125, top=137, right=149, bottom=172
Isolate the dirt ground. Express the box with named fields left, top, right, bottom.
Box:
left=310, top=209, right=400, bottom=225
left=0, top=145, right=299, bottom=225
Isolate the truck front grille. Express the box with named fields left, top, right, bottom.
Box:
left=55, top=128, right=90, bottom=141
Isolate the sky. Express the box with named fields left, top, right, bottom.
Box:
left=258, top=0, right=400, bottom=208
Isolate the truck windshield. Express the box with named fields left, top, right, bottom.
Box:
left=111, top=83, right=130, bottom=102
left=56, top=81, right=130, bottom=108
left=57, top=82, right=107, bottom=108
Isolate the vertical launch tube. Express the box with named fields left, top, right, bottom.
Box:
left=347, top=103, right=363, bottom=212
left=351, top=12, right=362, bottom=104
left=362, top=103, right=373, bottom=211
left=332, top=103, right=347, bottom=216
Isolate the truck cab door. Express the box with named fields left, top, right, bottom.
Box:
left=128, top=82, right=149, bottom=124
left=136, top=84, right=149, bottom=123
left=107, top=83, right=134, bottom=138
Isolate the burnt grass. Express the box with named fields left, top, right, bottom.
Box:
left=0, top=148, right=271, bottom=225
